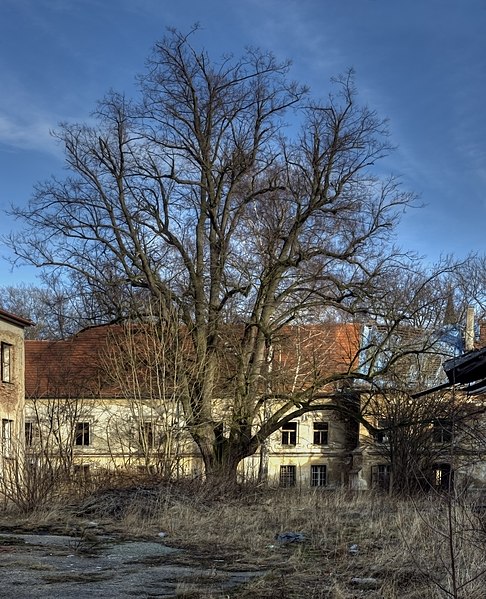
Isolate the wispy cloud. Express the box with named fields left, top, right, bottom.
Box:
left=234, top=0, right=342, bottom=77
left=0, top=113, right=60, bottom=155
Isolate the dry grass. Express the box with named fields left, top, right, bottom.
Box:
left=1, top=480, right=486, bottom=598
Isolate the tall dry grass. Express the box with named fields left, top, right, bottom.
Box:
left=1, top=479, right=486, bottom=598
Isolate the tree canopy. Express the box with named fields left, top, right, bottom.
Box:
left=7, top=29, right=455, bottom=480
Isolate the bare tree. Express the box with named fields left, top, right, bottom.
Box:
left=449, top=256, right=486, bottom=324
left=361, top=293, right=486, bottom=495
left=0, top=281, right=75, bottom=339
left=99, top=310, right=189, bottom=477
left=8, top=28, right=427, bottom=482
left=364, top=388, right=458, bottom=494
left=0, top=270, right=149, bottom=339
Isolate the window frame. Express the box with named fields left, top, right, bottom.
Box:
left=375, top=418, right=390, bottom=444
left=74, top=464, right=91, bottom=480
left=310, top=464, right=327, bottom=487
left=25, top=421, right=35, bottom=447
left=1, top=343, right=12, bottom=383
left=2, top=419, right=13, bottom=457
left=433, top=463, right=453, bottom=491
left=313, top=422, right=329, bottom=445
left=75, top=422, right=91, bottom=447
left=372, top=464, right=391, bottom=491
left=281, top=422, right=297, bottom=446
left=432, top=419, right=453, bottom=444
left=279, top=464, right=296, bottom=487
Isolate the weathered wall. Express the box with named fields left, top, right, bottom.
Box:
left=0, top=317, right=26, bottom=458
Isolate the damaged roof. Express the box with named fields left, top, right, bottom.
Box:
left=443, top=346, right=486, bottom=394
left=412, top=346, right=486, bottom=398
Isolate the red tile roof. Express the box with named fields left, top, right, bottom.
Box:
left=25, top=324, right=118, bottom=398
left=25, top=322, right=363, bottom=399
left=266, top=323, right=361, bottom=394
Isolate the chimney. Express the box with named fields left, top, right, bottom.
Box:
left=465, top=306, right=475, bottom=352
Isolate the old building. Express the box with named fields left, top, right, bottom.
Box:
left=23, top=318, right=485, bottom=492
left=0, top=308, right=32, bottom=480
left=24, top=322, right=363, bottom=484
left=25, top=325, right=197, bottom=479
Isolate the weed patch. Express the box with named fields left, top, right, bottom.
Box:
left=1, top=482, right=486, bottom=597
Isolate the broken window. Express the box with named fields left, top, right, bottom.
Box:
left=280, top=465, right=296, bottom=487
left=1, top=343, right=11, bottom=383
left=75, top=422, right=90, bottom=446
left=311, top=464, right=327, bottom=487
left=281, top=422, right=297, bottom=445
left=432, top=419, right=453, bottom=444
left=313, top=422, right=329, bottom=445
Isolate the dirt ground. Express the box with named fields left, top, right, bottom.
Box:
left=0, top=530, right=264, bottom=598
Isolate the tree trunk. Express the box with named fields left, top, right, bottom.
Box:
left=194, top=428, right=253, bottom=487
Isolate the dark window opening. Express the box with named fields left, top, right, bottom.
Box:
left=75, top=422, right=90, bottom=446
left=376, top=419, right=390, bottom=444
left=372, top=464, right=391, bottom=491
left=25, top=422, right=34, bottom=447
left=281, top=422, right=297, bottom=445
left=139, top=421, right=154, bottom=449
left=311, top=464, right=327, bottom=487
left=74, top=464, right=91, bottom=480
left=313, top=422, right=329, bottom=445
left=280, top=465, right=296, bottom=487
left=433, top=463, right=453, bottom=491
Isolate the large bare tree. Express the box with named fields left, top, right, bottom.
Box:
left=9, top=29, right=427, bottom=482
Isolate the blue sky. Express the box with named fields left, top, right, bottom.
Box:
left=1, top=0, right=486, bottom=285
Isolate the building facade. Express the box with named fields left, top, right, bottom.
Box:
left=0, top=308, right=32, bottom=483
left=22, top=320, right=486, bottom=492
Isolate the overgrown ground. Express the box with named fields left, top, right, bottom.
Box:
left=1, top=480, right=486, bottom=598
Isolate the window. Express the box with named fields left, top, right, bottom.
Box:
left=74, top=464, right=91, bottom=480
left=139, top=421, right=154, bottom=449
left=2, top=419, right=13, bottom=457
left=25, top=422, right=41, bottom=448
left=311, top=464, right=327, bottom=487
left=25, top=422, right=35, bottom=447
left=376, top=419, right=390, bottom=444
left=432, top=419, right=453, bottom=444
left=372, top=464, right=391, bottom=491
left=313, top=422, right=329, bottom=445
left=280, top=465, right=296, bottom=487
left=75, top=422, right=90, bottom=446
left=1, top=343, right=11, bottom=383
left=433, top=463, right=453, bottom=491
left=281, top=422, right=297, bottom=445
